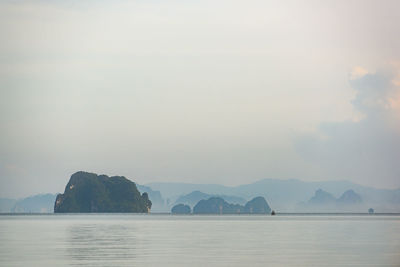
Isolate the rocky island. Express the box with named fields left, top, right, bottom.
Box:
left=171, top=204, right=191, bottom=214
left=54, top=171, right=152, bottom=213
left=192, top=196, right=271, bottom=214
left=193, top=197, right=243, bottom=214
left=244, top=196, right=272, bottom=214
left=174, top=191, right=247, bottom=207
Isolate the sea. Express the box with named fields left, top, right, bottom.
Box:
left=0, top=214, right=399, bottom=266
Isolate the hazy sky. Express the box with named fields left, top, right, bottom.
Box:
left=1, top=0, right=399, bottom=197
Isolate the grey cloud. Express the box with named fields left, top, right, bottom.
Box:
left=296, top=66, right=400, bottom=188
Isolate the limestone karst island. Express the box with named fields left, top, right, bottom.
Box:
left=54, top=171, right=275, bottom=215
left=54, top=172, right=152, bottom=213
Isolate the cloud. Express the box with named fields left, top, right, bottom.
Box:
left=296, top=63, right=400, bottom=188
left=350, top=66, right=369, bottom=80
left=350, top=65, right=400, bottom=115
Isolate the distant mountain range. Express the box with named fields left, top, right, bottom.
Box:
left=0, top=194, right=57, bottom=213
left=304, top=189, right=363, bottom=212
left=337, top=189, right=362, bottom=204
left=309, top=189, right=362, bottom=205
left=146, top=178, right=400, bottom=212
left=308, top=189, right=336, bottom=205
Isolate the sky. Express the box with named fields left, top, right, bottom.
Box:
left=0, top=0, right=399, bottom=198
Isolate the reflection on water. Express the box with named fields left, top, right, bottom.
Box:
left=0, top=214, right=399, bottom=266
left=67, top=224, right=137, bottom=264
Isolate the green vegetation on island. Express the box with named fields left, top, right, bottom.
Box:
left=54, top=171, right=151, bottom=213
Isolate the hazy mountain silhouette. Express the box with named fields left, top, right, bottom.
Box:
left=12, top=194, right=56, bottom=213
left=147, top=178, right=400, bottom=212
left=337, top=190, right=362, bottom=204
left=304, top=189, right=364, bottom=212
left=0, top=194, right=56, bottom=213
left=308, top=189, right=336, bottom=205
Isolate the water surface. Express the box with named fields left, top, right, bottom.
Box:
left=0, top=214, right=399, bottom=266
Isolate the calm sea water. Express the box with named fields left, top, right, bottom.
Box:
left=0, top=214, right=399, bottom=266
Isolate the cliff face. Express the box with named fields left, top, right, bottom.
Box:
left=54, top=171, right=151, bottom=213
